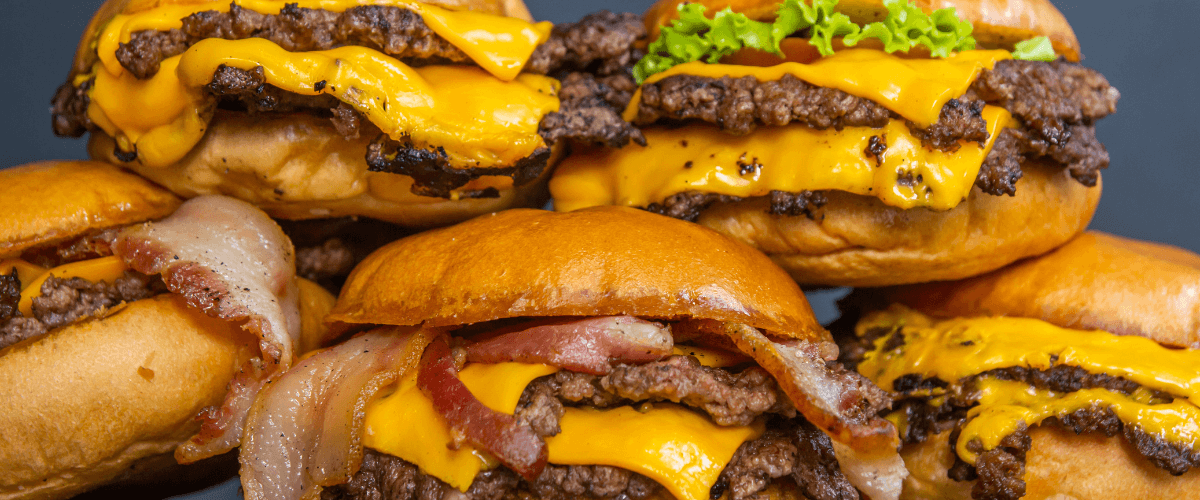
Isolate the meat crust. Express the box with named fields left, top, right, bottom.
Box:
left=0, top=272, right=165, bottom=350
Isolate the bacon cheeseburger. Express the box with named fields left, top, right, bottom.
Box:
left=837, top=232, right=1200, bottom=499
left=550, top=0, right=1119, bottom=286
left=237, top=207, right=908, bottom=500
left=50, top=0, right=644, bottom=227
left=0, top=161, right=334, bottom=499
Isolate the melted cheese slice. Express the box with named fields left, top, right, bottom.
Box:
left=0, top=259, right=48, bottom=288
left=96, top=0, right=552, bottom=81
left=362, top=362, right=763, bottom=500
left=17, top=256, right=129, bottom=317
left=958, top=378, right=1200, bottom=464
left=856, top=305, right=1200, bottom=406
left=856, top=305, right=1200, bottom=463
left=628, top=49, right=1011, bottom=127
left=363, top=362, right=557, bottom=491
left=88, top=38, right=560, bottom=169
left=546, top=404, right=765, bottom=500
left=552, top=106, right=1011, bottom=212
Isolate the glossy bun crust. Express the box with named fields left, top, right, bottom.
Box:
left=697, top=161, right=1099, bottom=288
left=328, top=206, right=825, bottom=343
left=88, top=113, right=559, bottom=228
left=873, top=231, right=1200, bottom=348
left=900, top=427, right=1200, bottom=500
left=644, top=0, right=1082, bottom=61
left=0, top=296, right=256, bottom=500
left=0, top=161, right=180, bottom=258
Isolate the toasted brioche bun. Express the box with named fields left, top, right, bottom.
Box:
left=644, top=0, right=1081, bottom=61
left=0, top=296, right=256, bottom=500
left=900, top=427, right=1200, bottom=500
left=696, top=161, right=1099, bottom=288
left=88, top=113, right=559, bottom=228
left=327, top=206, right=824, bottom=343
left=70, top=0, right=534, bottom=82
left=0, top=161, right=180, bottom=258
left=874, top=231, right=1200, bottom=348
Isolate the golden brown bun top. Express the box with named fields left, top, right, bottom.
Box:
left=0, top=161, right=181, bottom=258
left=644, top=0, right=1082, bottom=61
left=328, top=207, right=824, bottom=342
left=71, top=0, right=535, bottom=79
left=878, top=232, right=1200, bottom=349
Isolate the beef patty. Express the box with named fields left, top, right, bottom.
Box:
left=51, top=10, right=647, bottom=199
left=322, top=355, right=862, bottom=500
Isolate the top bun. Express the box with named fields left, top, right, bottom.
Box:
left=69, top=0, right=536, bottom=81
left=327, top=207, right=825, bottom=343
left=644, top=0, right=1082, bottom=61
left=872, top=232, right=1200, bottom=349
left=0, top=161, right=181, bottom=258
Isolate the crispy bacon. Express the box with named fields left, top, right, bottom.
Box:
left=829, top=440, right=907, bottom=500
left=420, top=335, right=548, bottom=481
left=113, top=195, right=302, bottom=462
left=240, top=326, right=436, bottom=500
left=464, top=316, right=673, bottom=374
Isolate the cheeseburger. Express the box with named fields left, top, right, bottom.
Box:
left=550, top=0, right=1119, bottom=287
left=836, top=232, right=1200, bottom=499
left=50, top=0, right=645, bottom=227
left=237, top=207, right=908, bottom=500
left=0, top=161, right=334, bottom=499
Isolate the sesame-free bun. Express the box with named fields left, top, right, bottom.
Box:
left=327, top=207, right=825, bottom=343
left=0, top=296, right=256, bottom=500
left=697, top=161, right=1099, bottom=288
left=0, top=161, right=180, bottom=258
left=88, top=113, right=558, bottom=228
left=644, top=0, right=1081, bottom=61
left=899, top=427, right=1200, bottom=500
left=873, top=231, right=1200, bottom=349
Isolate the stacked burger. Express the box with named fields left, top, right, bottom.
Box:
left=0, top=0, right=1195, bottom=500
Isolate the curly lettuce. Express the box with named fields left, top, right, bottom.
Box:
left=633, top=0, right=979, bottom=83
left=1011, top=36, right=1057, bottom=61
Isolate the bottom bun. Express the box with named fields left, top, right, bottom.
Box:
left=901, top=427, right=1200, bottom=500
left=89, top=112, right=557, bottom=228
left=697, top=161, right=1100, bottom=287
left=0, top=295, right=257, bottom=500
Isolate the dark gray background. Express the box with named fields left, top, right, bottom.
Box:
left=1, top=1, right=1195, bottom=498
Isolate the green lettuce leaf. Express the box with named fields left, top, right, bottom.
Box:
left=632, top=0, right=978, bottom=83
left=1011, top=36, right=1057, bottom=61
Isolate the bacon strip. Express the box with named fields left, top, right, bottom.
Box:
left=420, top=335, right=548, bottom=480
left=464, top=315, right=673, bottom=374
left=240, top=326, right=436, bottom=500
left=113, top=195, right=302, bottom=462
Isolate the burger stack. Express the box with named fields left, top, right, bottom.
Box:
left=0, top=1, right=1195, bottom=500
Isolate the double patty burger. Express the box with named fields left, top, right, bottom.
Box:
left=0, top=161, right=334, bottom=499
left=551, top=0, right=1119, bottom=286
left=236, top=207, right=909, bottom=500
left=51, top=0, right=645, bottom=227
left=837, top=232, right=1200, bottom=499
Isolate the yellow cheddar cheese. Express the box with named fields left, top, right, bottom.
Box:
left=856, top=305, right=1200, bottom=406
left=546, top=404, right=765, bottom=500
left=856, top=305, right=1200, bottom=463
left=88, top=38, right=560, bottom=169
left=627, top=49, right=1011, bottom=127
left=95, top=0, right=551, bottom=81
left=0, top=259, right=48, bottom=289
left=552, top=106, right=1011, bottom=212
left=955, top=378, right=1200, bottom=463
left=17, top=256, right=129, bottom=317
left=363, top=362, right=764, bottom=500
